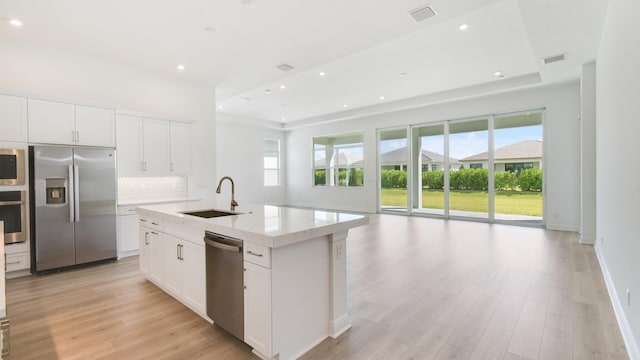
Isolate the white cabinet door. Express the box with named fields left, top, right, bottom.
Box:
left=118, top=214, right=139, bottom=255
left=149, top=230, right=165, bottom=285
left=169, top=122, right=192, bottom=174
left=28, top=99, right=75, bottom=145
left=142, top=118, right=170, bottom=174
left=163, top=234, right=183, bottom=297
left=181, top=240, right=206, bottom=313
left=0, top=94, right=28, bottom=142
left=116, top=115, right=144, bottom=175
left=139, top=225, right=152, bottom=275
left=244, top=261, right=272, bottom=357
left=75, top=105, right=116, bottom=147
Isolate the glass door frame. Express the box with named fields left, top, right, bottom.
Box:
left=376, top=108, right=546, bottom=227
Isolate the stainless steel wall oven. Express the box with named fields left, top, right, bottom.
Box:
left=0, top=190, right=27, bottom=244
left=0, top=149, right=25, bottom=186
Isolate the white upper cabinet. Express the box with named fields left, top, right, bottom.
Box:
left=116, top=115, right=144, bottom=175
left=28, top=98, right=116, bottom=146
left=142, top=118, right=170, bottom=175
left=28, top=99, right=76, bottom=145
left=0, top=94, right=28, bottom=142
left=169, top=122, right=192, bottom=174
left=75, top=105, right=116, bottom=147
left=116, top=114, right=191, bottom=176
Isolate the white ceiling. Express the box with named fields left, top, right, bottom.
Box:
left=0, top=0, right=609, bottom=124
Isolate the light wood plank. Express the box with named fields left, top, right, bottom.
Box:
left=5, top=214, right=629, bottom=360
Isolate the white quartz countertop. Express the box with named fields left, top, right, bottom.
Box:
left=118, top=197, right=202, bottom=206
left=136, top=201, right=369, bottom=248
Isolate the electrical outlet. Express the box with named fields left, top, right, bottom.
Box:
left=627, top=288, right=631, bottom=307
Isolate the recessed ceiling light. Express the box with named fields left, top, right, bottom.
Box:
left=400, top=72, right=408, bottom=77
left=379, top=96, right=385, bottom=100
left=318, top=71, right=326, bottom=77
left=218, top=105, right=223, bottom=109
left=280, top=85, right=286, bottom=89
left=493, top=71, right=504, bottom=78
left=9, top=19, right=22, bottom=27
left=343, top=104, right=349, bottom=108
left=176, top=64, right=185, bottom=71
left=265, top=89, right=272, bottom=94
left=241, top=97, right=251, bottom=101
left=459, top=24, right=469, bottom=31
left=281, top=117, right=286, bottom=121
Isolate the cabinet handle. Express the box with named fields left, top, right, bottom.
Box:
left=72, top=131, right=76, bottom=142
left=6, top=261, right=22, bottom=265
left=170, top=162, right=174, bottom=172
left=145, top=232, right=149, bottom=245
left=151, top=231, right=158, bottom=235
left=140, top=219, right=147, bottom=223
left=151, top=222, right=159, bottom=226
left=76, top=131, right=80, bottom=143
left=247, top=250, right=263, bottom=257
left=176, top=244, right=180, bottom=260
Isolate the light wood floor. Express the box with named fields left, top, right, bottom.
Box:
left=6, top=215, right=629, bottom=359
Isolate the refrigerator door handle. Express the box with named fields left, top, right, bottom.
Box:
left=68, top=165, right=75, bottom=223
left=74, top=165, right=80, bottom=222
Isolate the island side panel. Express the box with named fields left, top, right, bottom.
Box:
left=329, top=230, right=351, bottom=338
left=271, top=235, right=330, bottom=360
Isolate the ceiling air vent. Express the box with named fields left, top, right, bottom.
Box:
left=276, top=63, right=295, bottom=72
left=409, top=5, right=437, bottom=23
left=542, top=53, right=566, bottom=65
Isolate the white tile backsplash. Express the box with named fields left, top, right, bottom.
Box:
left=118, top=176, right=188, bottom=203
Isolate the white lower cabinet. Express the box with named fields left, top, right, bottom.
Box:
left=244, top=261, right=272, bottom=358
left=117, top=209, right=140, bottom=258
left=138, top=225, right=152, bottom=276
left=138, top=216, right=206, bottom=316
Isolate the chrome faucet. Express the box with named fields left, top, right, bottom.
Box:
left=216, top=176, right=238, bottom=211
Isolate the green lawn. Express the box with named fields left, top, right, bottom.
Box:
left=381, top=188, right=542, bottom=216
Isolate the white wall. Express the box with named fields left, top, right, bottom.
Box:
left=580, top=62, right=597, bottom=244
left=216, top=113, right=286, bottom=205
left=595, top=0, right=640, bottom=356
left=286, top=82, right=581, bottom=230
left=0, top=38, right=217, bottom=199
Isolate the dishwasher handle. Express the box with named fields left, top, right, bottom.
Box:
left=205, top=238, right=242, bottom=253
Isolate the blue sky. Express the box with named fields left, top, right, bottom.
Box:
left=381, top=125, right=542, bottom=160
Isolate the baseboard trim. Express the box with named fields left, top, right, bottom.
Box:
left=545, top=223, right=579, bottom=232
left=595, top=244, right=640, bottom=360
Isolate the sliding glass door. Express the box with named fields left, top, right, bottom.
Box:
left=412, top=124, right=445, bottom=216
left=493, top=111, right=543, bottom=225
left=378, top=109, right=544, bottom=226
left=449, top=119, right=489, bottom=220
left=379, top=128, right=408, bottom=213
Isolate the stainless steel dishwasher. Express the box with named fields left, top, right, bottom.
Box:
left=205, top=231, right=244, bottom=340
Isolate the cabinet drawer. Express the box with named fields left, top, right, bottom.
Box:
left=6, top=252, right=30, bottom=272
left=139, top=216, right=162, bottom=231
left=244, top=243, right=270, bottom=268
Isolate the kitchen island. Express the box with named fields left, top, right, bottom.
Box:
left=136, top=202, right=368, bottom=360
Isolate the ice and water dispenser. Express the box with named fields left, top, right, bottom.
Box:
left=45, top=178, right=67, bottom=205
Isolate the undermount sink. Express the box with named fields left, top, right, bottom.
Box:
left=181, top=209, right=239, bottom=218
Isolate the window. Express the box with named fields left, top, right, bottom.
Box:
left=264, top=139, right=280, bottom=186
left=470, top=163, right=483, bottom=169
left=313, top=132, right=364, bottom=187
left=504, top=162, right=534, bottom=174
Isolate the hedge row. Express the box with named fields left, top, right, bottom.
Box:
left=315, top=169, right=364, bottom=186
left=381, top=168, right=542, bottom=191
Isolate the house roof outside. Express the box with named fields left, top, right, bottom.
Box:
left=461, top=140, right=542, bottom=162
left=314, top=152, right=363, bottom=167
left=361, top=147, right=461, bottom=166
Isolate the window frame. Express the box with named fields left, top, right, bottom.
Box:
left=263, top=138, right=280, bottom=187
left=312, top=131, right=364, bottom=187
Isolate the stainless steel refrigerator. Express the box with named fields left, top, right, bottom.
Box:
left=29, top=145, right=117, bottom=272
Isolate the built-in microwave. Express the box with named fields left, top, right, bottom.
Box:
left=0, top=148, right=25, bottom=185
left=0, top=190, right=27, bottom=244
